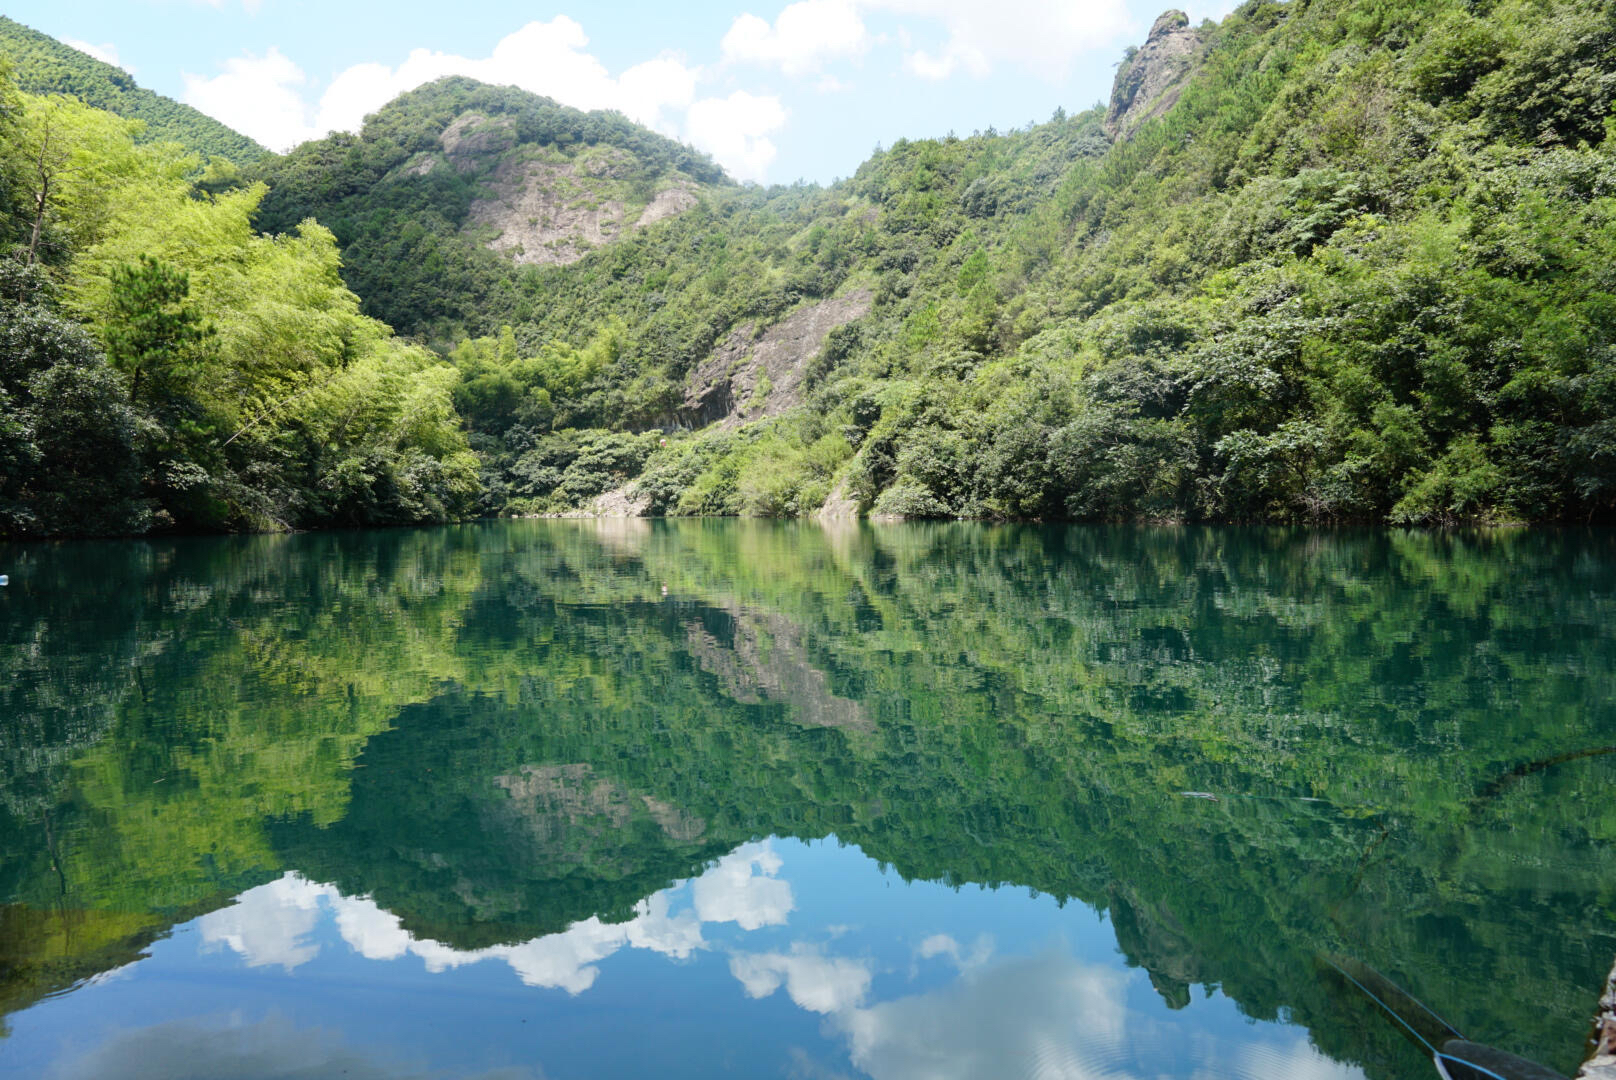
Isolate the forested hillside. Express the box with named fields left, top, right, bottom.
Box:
left=0, top=75, right=477, bottom=537
left=0, top=17, right=265, bottom=164
left=276, top=0, right=1615, bottom=527
left=3, top=0, right=1616, bottom=536
left=251, top=76, right=728, bottom=342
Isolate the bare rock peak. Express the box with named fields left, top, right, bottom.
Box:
left=1106, top=9, right=1202, bottom=140
left=1151, top=9, right=1191, bottom=38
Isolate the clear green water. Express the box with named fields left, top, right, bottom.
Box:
left=1, top=520, right=1613, bottom=1080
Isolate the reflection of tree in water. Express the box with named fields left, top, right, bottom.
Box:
left=1, top=522, right=1614, bottom=1077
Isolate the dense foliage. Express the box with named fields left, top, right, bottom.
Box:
left=252, top=0, right=1616, bottom=525
left=5, top=0, right=1616, bottom=534
left=0, top=17, right=265, bottom=164
left=0, top=82, right=478, bottom=537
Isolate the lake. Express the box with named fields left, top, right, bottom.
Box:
left=1, top=520, right=1613, bottom=1080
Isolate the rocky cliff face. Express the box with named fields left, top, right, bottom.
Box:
left=1105, top=10, right=1203, bottom=140
left=682, top=290, right=874, bottom=428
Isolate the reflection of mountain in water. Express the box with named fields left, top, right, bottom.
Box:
left=1, top=521, right=1614, bottom=1077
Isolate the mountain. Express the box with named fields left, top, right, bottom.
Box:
left=4, top=0, right=1616, bottom=535
left=0, top=16, right=265, bottom=164
left=271, top=0, right=1605, bottom=527
left=250, top=76, right=729, bottom=343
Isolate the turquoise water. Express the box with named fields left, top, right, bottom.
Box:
left=1, top=520, right=1613, bottom=1079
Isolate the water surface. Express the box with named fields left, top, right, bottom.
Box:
left=2, top=521, right=1613, bottom=1079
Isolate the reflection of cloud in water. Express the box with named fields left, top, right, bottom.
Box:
left=733, top=942, right=1369, bottom=1080
left=197, top=874, right=327, bottom=970
left=692, top=842, right=794, bottom=929
left=1238, top=1034, right=1366, bottom=1080
left=403, top=891, right=703, bottom=994
left=200, top=840, right=790, bottom=993
left=840, top=950, right=1129, bottom=1080
left=191, top=844, right=1367, bottom=1080
left=45, top=1012, right=537, bottom=1080
left=914, top=932, right=993, bottom=972
left=731, top=943, right=874, bottom=1014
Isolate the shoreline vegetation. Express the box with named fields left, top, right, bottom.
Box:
left=3, top=0, right=1616, bottom=540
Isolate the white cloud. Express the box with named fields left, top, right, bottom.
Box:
left=197, top=0, right=266, bottom=13
left=1190, top=0, right=1245, bottom=19
left=493, top=918, right=643, bottom=994
left=691, top=841, right=795, bottom=928
left=64, top=39, right=133, bottom=74
left=490, top=893, right=705, bottom=993
left=45, top=1013, right=540, bottom=1080
left=182, top=18, right=703, bottom=156
left=722, top=0, right=870, bottom=76
left=901, top=48, right=958, bottom=80
left=730, top=943, right=874, bottom=1014
left=328, top=891, right=412, bottom=961
left=684, top=91, right=788, bottom=183
left=198, top=872, right=706, bottom=994
left=336, top=885, right=701, bottom=994
left=180, top=18, right=791, bottom=180
left=618, top=56, right=702, bottom=126
left=867, top=0, right=1135, bottom=81
left=719, top=0, right=1134, bottom=83
left=181, top=47, right=317, bottom=153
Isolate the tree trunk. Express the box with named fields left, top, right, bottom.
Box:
left=26, top=176, right=48, bottom=267
left=26, top=117, right=55, bottom=268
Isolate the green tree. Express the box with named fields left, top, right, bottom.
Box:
left=0, top=260, right=145, bottom=536
left=103, top=254, right=211, bottom=405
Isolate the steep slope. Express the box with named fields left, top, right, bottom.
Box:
left=250, top=77, right=728, bottom=342
left=409, top=0, right=1616, bottom=526
left=0, top=16, right=265, bottom=164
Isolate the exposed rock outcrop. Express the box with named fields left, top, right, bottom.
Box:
left=683, top=290, right=873, bottom=427
left=1107, top=885, right=1206, bottom=1011
left=816, top=476, right=860, bottom=519
left=635, top=183, right=700, bottom=229
left=588, top=482, right=651, bottom=518
left=1105, top=10, right=1202, bottom=140
left=457, top=132, right=701, bottom=266
left=440, top=112, right=516, bottom=170
left=469, top=157, right=630, bottom=267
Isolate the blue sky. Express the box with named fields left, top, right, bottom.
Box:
left=8, top=0, right=1240, bottom=183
